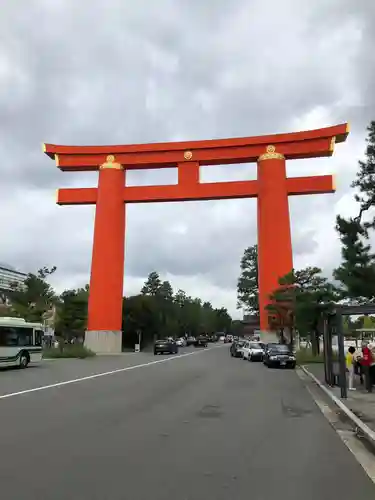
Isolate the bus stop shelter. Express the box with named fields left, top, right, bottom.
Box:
left=322, top=304, right=375, bottom=399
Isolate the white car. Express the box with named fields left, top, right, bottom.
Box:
left=176, top=338, right=186, bottom=347
left=241, top=341, right=265, bottom=361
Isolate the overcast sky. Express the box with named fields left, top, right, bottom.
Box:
left=0, top=0, right=373, bottom=318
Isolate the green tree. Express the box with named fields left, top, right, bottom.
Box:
left=173, top=289, right=188, bottom=307
left=6, top=266, right=57, bottom=322
left=0, top=304, right=18, bottom=318
left=335, top=121, right=375, bottom=301
left=123, top=276, right=233, bottom=348
left=159, top=280, right=173, bottom=300
left=334, top=217, right=375, bottom=301
left=230, top=319, right=244, bottom=337
left=362, top=315, right=375, bottom=330
left=141, top=271, right=162, bottom=296
left=55, top=285, right=89, bottom=340
left=237, top=245, right=259, bottom=314
left=173, top=289, right=193, bottom=336
left=351, top=120, right=375, bottom=226
left=213, top=307, right=232, bottom=333
left=158, top=280, right=175, bottom=334
left=183, top=298, right=203, bottom=336
left=122, top=294, right=160, bottom=349
left=267, top=267, right=338, bottom=353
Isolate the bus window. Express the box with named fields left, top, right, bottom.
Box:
left=0, top=327, right=19, bottom=346
left=34, top=330, right=43, bottom=346
left=16, top=327, right=33, bottom=346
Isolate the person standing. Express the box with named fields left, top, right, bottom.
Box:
left=346, top=346, right=356, bottom=391
left=353, top=347, right=363, bottom=384
left=361, top=341, right=373, bottom=393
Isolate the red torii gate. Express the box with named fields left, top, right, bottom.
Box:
left=44, top=123, right=348, bottom=353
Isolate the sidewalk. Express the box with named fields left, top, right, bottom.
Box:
left=304, top=363, right=375, bottom=438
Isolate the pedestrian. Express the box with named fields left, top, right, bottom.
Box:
left=360, top=341, right=373, bottom=393
left=353, top=347, right=363, bottom=384
left=346, top=346, right=356, bottom=391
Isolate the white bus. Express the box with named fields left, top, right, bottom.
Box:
left=0, top=317, right=44, bottom=368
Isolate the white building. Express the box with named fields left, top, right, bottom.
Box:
left=0, top=263, right=27, bottom=303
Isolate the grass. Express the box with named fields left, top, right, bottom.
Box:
left=295, top=347, right=337, bottom=365
left=43, top=344, right=96, bottom=359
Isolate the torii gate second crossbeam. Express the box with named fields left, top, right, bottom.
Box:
left=44, top=123, right=349, bottom=353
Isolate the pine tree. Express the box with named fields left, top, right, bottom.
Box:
left=237, top=245, right=259, bottom=314
left=334, top=217, right=375, bottom=300
left=351, top=120, right=375, bottom=228
left=173, top=289, right=187, bottom=307
left=267, top=267, right=338, bottom=352
left=334, top=121, right=375, bottom=301
left=141, top=271, right=162, bottom=296
left=159, top=280, right=173, bottom=300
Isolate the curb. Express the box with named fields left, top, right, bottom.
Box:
left=301, top=365, right=375, bottom=450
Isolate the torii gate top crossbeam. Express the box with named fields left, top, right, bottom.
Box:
left=44, top=123, right=349, bottom=171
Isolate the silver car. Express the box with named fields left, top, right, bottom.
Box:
left=247, top=342, right=265, bottom=362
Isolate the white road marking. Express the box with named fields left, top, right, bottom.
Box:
left=0, top=345, right=224, bottom=400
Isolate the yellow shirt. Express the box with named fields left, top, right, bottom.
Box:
left=346, top=352, right=354, bottom=369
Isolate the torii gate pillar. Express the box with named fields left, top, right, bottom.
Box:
left=86, top=156, right=125, bottom=353
left=257, top=147, right=293, bottom=334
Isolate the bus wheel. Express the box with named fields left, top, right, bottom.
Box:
left=19, top=352, right=29, bottom=369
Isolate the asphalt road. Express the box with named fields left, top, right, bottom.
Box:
left=0, top=345, right=374, bottom=500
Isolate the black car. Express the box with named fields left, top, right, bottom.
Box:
left=194, top=335, right=208, bottom=347
left=230, top=340, right=245, bottom=357
left=154, top=339, right=178, bottom=355
left=263, top=344, right=296, bottom=368
left=264, top=342, right=279, bottom=354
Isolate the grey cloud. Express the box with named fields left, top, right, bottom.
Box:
left=0, top=0, right=374, bottom=315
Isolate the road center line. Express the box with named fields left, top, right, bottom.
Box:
left=0, top=345, right=223, bottom=400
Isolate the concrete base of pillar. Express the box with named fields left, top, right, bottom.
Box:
left=84, top=330, right=122, bottom=354
left=259, top=330, right=279, bottom=344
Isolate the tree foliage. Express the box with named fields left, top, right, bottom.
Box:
left=267, top=267, right=338, bottom=353
left=0, top=304, right=18, bottom=318
left=141, top=271, right=162, bottom=296
left=4, top=265, right=234, bottom=349
left=237, top=245, right=259, bottom=314
left=5, top=267, right=57, bottom=322
left=123, top=271, right=233, bottom=348
left=335, top=121, right=375, bottom=302
left=54, top=285, right=89, bottom=340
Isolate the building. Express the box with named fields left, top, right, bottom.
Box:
left=242, top=314, right=260, bottom=336
left=0, top=263, right=27, bottom=303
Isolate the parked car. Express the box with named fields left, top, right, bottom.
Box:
left=176, top=338, right=186, bottom=347
left=230, top=340, right=245, bottom=357
left=224, top=335, right=233, bottom=344
left=264, top=343, right=279, bottom=355
left=194, top=335, right=208, bottom=347
left=241, top=341, right=264, bottom=360
left=263, top=344, right=296, bottom=368
left=245, top=342, right=265, bottom=362
left=154, top=339, right=179, bottom=355
left=186, top=336, right=196, bottom=346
